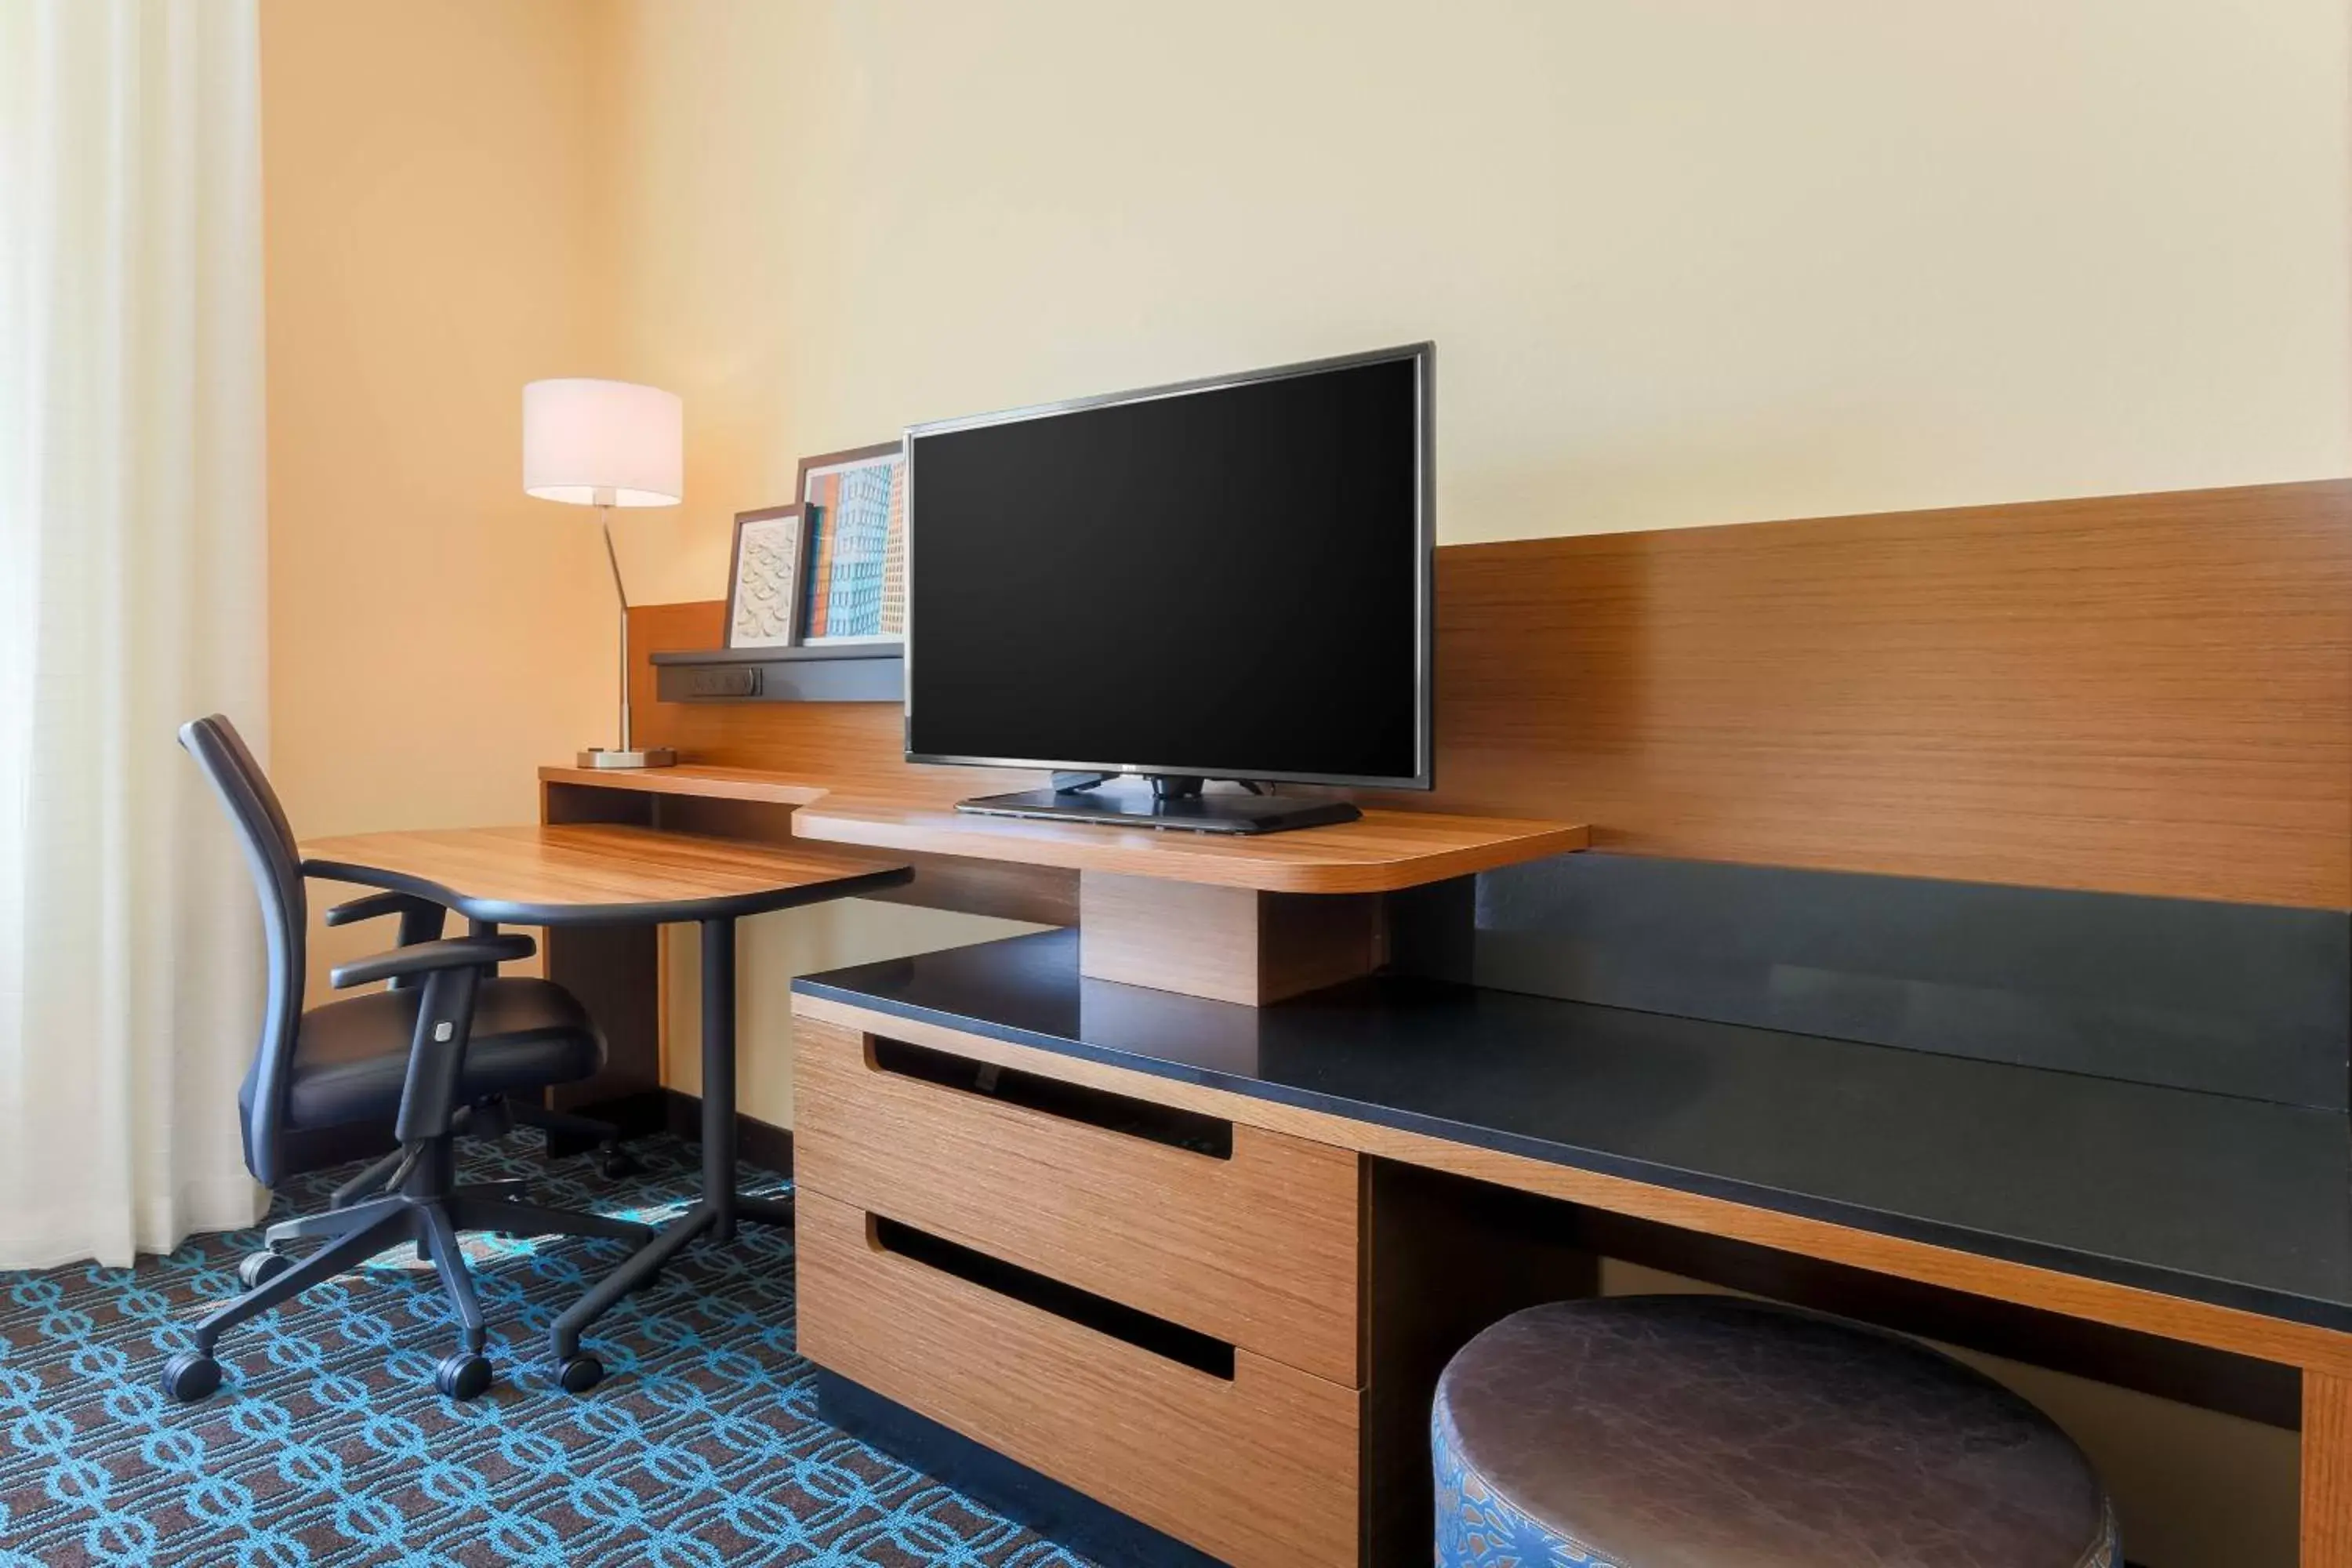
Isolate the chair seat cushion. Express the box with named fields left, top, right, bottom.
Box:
left=244, top=978, right=605, bottom=1131
left=1435, top=1295, right=2119, bottom=1568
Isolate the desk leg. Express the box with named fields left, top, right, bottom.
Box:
left=549, top=912, right=794, bottom=1384
left=703, top=915, right=739, bottom=1242
left=2307, top=1370, right=2352, bottom=1566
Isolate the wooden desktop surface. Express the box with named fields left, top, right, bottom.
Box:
left=791, top=800, right=1588, bottom=895
left=538, top=767, right=1590, bottom=895
left=535, top=764, right=831, bottom=808
left=301, top=822, right=911, bottom=925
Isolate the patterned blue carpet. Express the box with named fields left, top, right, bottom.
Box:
left=0, top=1134, right=1092, bottom=1567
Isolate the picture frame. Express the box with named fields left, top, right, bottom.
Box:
left=795, top=441, right=907, bottom=644
left=724, top=503, right=811, bottom=649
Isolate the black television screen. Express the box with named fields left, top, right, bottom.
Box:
left=905, top=345, right=1431, bottom=789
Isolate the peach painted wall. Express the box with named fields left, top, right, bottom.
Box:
left=262, top=0, right=619, bottom=981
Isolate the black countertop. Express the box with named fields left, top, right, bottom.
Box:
left=794, top=929, right=2352, bottom=1336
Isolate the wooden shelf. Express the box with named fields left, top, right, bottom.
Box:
left=650, top=644, right=902, bottom=664
left=537, top=764, right=830, bottom=807
left=301, top=822, right=911, bottom=923
left=651, top=643, right=902, bottom=702
left=540, top=761, right=1589, bottom=905
left=792, top=800, right=1588, bottom=895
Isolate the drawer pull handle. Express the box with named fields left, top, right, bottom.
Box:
left=870, top=1214, right=1236, bottom=1381
left=869, top=1037, right=1233, bottom=1160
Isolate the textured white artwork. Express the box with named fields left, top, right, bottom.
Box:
left=729, top=514, right=804, bottom=648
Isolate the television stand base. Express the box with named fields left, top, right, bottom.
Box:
left=955, top=783, right=1361, bottom=836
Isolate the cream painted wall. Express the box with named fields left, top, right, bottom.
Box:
left=597, top=0, right=2351, bottom=606
left=263, top=0, right=619, bottom=982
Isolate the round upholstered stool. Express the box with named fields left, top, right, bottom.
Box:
left=1434, top=1296, right=2118, bottom=1568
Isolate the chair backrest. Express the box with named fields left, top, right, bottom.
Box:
left=178, top=714, right=304, bottom=1185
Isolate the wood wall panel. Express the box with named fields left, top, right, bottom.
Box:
left=1381, top=479, right=2352, bottom=907
left=796, top=1015, right=1363, bottom=1385
left=637, top=479, right=2352, bottom=909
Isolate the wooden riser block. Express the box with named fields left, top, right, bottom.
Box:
left=1079, top=872, right=1385, bottom=1006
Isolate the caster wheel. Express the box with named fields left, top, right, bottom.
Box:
left=596, top=1147, right=644, bottom=1180
left=557, top=1354, right=604, bottom=1394
left=434, top=1352, right=493, bottom=1401
left=237, top=1250, right=292, bottom=1290
left=162, top=1351, right=223, bottom=1403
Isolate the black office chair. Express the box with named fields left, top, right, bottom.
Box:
left=165, top=715, right=655, bottom=1403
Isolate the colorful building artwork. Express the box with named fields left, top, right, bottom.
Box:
left=803, top=455, right=906, bottom=641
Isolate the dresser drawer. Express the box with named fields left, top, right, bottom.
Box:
left=797, top=1189, right=1361, bottom=1568
left=795, top=1014, right=1361, bottom=1385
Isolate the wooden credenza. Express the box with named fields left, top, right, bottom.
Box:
left=793, top=1013, right=1367, bottom=1566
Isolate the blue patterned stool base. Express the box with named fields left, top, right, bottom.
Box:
left=0, top=1133, right=1093, bottom=1567
left=1433, top=1296, right=2122, bottom=1568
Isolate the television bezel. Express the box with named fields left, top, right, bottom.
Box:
left=900, top=341, right=1435, bottom=792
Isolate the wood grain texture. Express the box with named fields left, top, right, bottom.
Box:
left=796, top=1015, right=1363, bottom=1385
left=796, top=1189, right=1361, bottom=1568
left=794, top=800, right=1588, bottom=894
left=301, top=824, right=906, bottom=921
left=2310, top=1370, right=2352, bottom=1566
left=641, top=479, right=2352, bottom=906
left=1079, top=873, right=1386, bottom=1004
left=1363, top=478, right=2352, bottom=907
left=796, top=994, right=2352, bottom=1377
left=537, top=764, right=830, bottom=807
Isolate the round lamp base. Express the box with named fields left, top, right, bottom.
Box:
left=576, top=747, right=677, bottom=769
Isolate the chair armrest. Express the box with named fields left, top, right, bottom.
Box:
left=330, top=934, right=535, bottom=990
left=321, top=889, right=445, bottom=929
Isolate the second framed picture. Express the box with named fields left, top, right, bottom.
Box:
left=725, top=503, right=810, bottom=649
left=797, top=441, right=906, bottom=644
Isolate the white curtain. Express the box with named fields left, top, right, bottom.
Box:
left=0, top=0, right=270, bottom=1268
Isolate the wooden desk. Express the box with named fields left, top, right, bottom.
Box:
left=790, top=798, right=1589, bottom=894
left=589, top=479, right=2352, bottom=1563
left=539, top=765, right=1590, bottom=1007
left=303, top=823, right=891, bottom=924
left=300, top=822, right=913, bottom=1384
left=790, top=931, right=2352, bottom=1567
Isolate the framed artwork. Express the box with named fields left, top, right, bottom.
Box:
left=724, top=503, right=811, bottom=648
left=796, top=441, right=906, bottom=644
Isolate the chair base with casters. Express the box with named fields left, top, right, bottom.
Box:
left=162, top=1138, right=653, bottom=1403
left=515, top=1099, right=646, bottom=1179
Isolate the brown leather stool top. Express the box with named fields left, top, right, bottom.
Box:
left=1434, top=1295, right=2120, bottom=1568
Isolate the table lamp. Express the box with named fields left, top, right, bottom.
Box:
left=524, top=378, right=682, bottom=768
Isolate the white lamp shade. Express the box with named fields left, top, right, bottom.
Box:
left=523, top=379, right=683, bottom=506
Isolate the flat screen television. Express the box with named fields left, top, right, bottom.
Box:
left=904, top=343, right=1432, bottom=834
